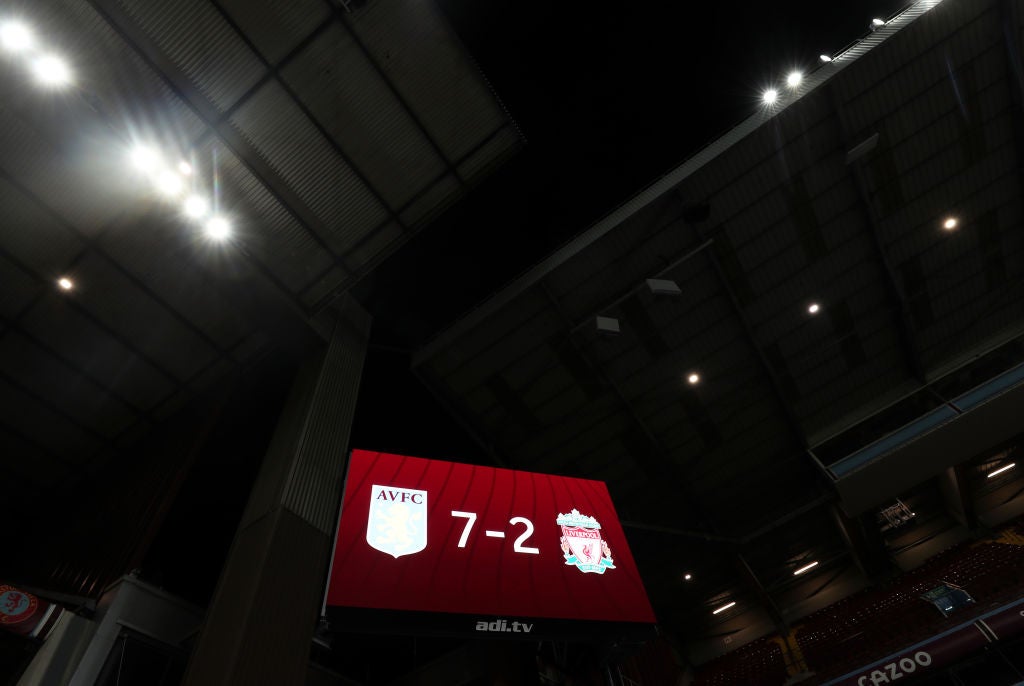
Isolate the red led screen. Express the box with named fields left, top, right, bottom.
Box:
left=325, top=450, right=655, bottom=636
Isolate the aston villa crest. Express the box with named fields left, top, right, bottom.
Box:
left=557, top=509, right=616, bottom=574
left=367, top=484, right=428, bottom=558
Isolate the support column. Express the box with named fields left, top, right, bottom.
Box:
left=184, top=298, right=370, bottom=686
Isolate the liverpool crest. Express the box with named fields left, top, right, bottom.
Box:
left=367, top=484, right=428, bottom=558
left=557, top=509, right=616, bottom=574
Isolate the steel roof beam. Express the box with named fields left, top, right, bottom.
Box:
left=692, top=226, right=809, bottom=450
left=827, top=87, right=927, bottom=385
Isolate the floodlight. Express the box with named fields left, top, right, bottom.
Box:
left=32, top=54, right=71, bottom=87
left=819, top=54, right=833, bottom=63
left=0, top=21, right=33, bottom=52
left=808, top=303, right=820, bottom=315
left=205, top=216, right=231, bottom=241
left=177, top=160, right=192, bottom=176
left=942, top=217, right=958, bottom=231
left=156, top=170, right=184, bottom=197
left=183, top=195, right=209, bottom=219
left=786, top=71, right=803, bottom=88
left=57, top=277, right=73, bottom=291
left=687, top=372, right=700, bottom=385
left=130, top=146, right=161, bottom=174
left=872, top=18, right=885, bottom=26
left=762, top=89, right=778, bottom=105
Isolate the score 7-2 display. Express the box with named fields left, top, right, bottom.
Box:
left=325, top=450, right=656, bottom=637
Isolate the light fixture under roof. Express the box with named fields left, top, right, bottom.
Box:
left=205, top=215, right=231, bottom=241
left=156, top=170, right=184, bottom=197
left=794, top=561, right=819, bottom=576
left=762, top=88, right=778, bottom=105
left=871, top=17, right=886, bottom=27
left=808, top=302, right=821, bottom=315
left=684, top=573, right=693, bottom=581
left=687, top=372, right=700, bottom=385
left=819, top=54, right=833, bottom=63
left=942, top=216, right=958, bottom=231
left=0, top=21, right=33, bottom=52
left=57, top=277, right=73, bottom=291
left=31, top=54, right=71, bottom=87
left=786, top=71, right=803, bottom=88
left=183, top=195, right=209, bottom=219
left=130, top=146, right=161, bottom=174
left=177, top=160, right=193, bottom=176
left=712, top=601, right=736, bottom=615
left=987, top=463, right=1016, bottom=479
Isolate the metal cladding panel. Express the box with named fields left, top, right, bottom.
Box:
left=0, top=254, right=39, bottom=318
left=72, top=252, right=220, bottom=381
left=0, top=425, right=74, bottom=487
left=208, top=140, right=339, bottom=293
left=115, top=0, right=265, bottom=112
left=348, top=0, right=513, bottom=163
left=0, top=177, right=85, bottom=279
left=229, top=81, right=390, bottom=256
left=97, top=214, right=251, bottom=349
left=0, top=376, right=103, bottom=464
left=0, top=332, right=138, bottom=438
left=216, top=0, right=330, bottom=64
left=20, top=296, right=177, bottom=411
left=281, top=22, right=447, bottom=209
left=45, top=0, right=207, bottom=142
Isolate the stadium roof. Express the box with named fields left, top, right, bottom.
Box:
left=413, top=0, right=1024, bottom=659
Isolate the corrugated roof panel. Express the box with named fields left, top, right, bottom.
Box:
left=116, top=0, right=265, bottom=111
left=0, top=332, right=137, bottom=438
left=0, top=255, right=39, bottom=319
left=348, top=0, right=514, bottom=163
left=97, top=214, right=251, bottom=349
left=281, top=22, right=447, bottom=209
left=20, top=296, right=177, bottom=412
left=212, top=141, right=339, bottom=293
left=0, top=178, right=84, bottom=275
left=217, top=0, right=330, bottom=63
left=229, top=81, right=389, bottom=256
left=72, top=252, right=220, bottom=381
left=0, top=377, right=102, bottom=464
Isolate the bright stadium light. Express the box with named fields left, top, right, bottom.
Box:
left=687, top=372, right=700, bottom=385
left=205, top=215, right=231, bottom=241
left=794, top=561, right=819, bottom=576
left=786, top=71, right=803, bottom=88
left=808, top=302, right=821, bottom=315
left=183, top=195, right=209, bottom=219
left=712, top=601, right=736, bottom=615
left=32, top=54, right=71, bottom=87
left=762, top=88, right=778, bottom=105
left=130, top=146, right=161, bottom=174
left=987, top=463, right=1016, bottom=479
left=943, top=216, right=958, bottom=231
left=872, top=18, right=885, bottom=26
left=177, top=160, right=193, bottom=176
left=57, top=276, right=73, bottom=291
left=0, top=21, right=33, bottom=52
left=156, top=170, right=184, bottom=197
left=684, top=573, right=693, bottom=581
left=819, top=54, right=833, bottom=63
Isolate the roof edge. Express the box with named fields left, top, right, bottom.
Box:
left=413, top=0, right=943, bottom=368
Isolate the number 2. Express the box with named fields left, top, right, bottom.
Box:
left=510, top=517, right=539, bottom=554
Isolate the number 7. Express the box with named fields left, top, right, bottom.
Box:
left=451, top=510, right=477, bottom=548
